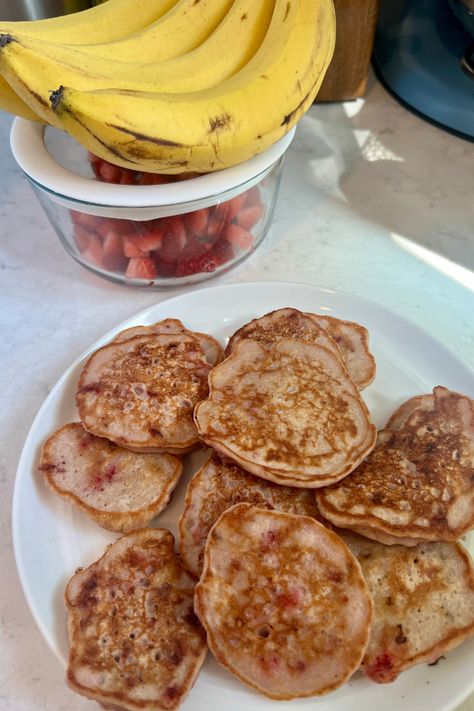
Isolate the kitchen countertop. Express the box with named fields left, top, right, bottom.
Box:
left=0, top=72, right=473, bottom=711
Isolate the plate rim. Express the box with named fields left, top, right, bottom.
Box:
left=11, top=280, right=474, bottom=709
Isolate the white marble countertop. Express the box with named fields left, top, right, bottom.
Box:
left=1, top=73, right=473, bottom=711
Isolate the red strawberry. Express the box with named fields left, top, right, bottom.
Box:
left=81, top=232, right=103, bottom=267
left=96, top=219, right=131, bottom=238
left=98, top=160, right=123, bottom=183
left=175, top=252, right=219, bottom=277
left=123, top=235, right=150, bottom=258
left=158, top=217, right=187, bottom=262
left=183, top=208, right=209, bottom=236
left=102, top=231, right=127, bottom=271
left=226, top=192, right=248, bottom=220
left=70, top=210, right=104, bottom=231
left=211, top=238, right=234, bottom=265
left=154, top=255, right=177, bottom=277
left=207, top=202, right=231, bottom=237
left=236, top=204, right=264, bottom=231
left=224, top=223, right=254, bottom=250
left=125, top=257, right=157, bottom=280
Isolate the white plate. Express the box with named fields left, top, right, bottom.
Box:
left=13, top=281, right=474, bottom=711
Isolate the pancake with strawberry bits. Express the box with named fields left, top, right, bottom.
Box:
left=39, top=423, right=182, bottom=532
left=316, top=387, right=474, bottom=545
left=77, top=333, right=211, bottom=454
left=178, top=452, right=323, bottom=577
left=339, top=529, right=474, bottom=683
left=194, top=504, right=372, bottom=699
left=224, top=308, right=375, bottom=389
left=194, top=338, right=376, bottom=488
left=113, top=318, right=224, bottom=367
left=66, top=529, right=207, bottom=710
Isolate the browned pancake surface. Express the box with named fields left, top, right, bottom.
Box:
left=194, top=504, right=372, bottom=699
left=114, top=318, right=223, bottom=367
left=339, top=529, right=474, bottom=683
left=77, top=334, right=211, bottom=453
left=225, top=308, right=375, bottom=389
left=195, top=338, right=376, bottom=488
left=39, top=423, right=182, bottom=532
left=316, top=387, right=474, bottom=543
left=66, top=529, right=207, bottom=711
left=178, top=452, right=323, bottom=577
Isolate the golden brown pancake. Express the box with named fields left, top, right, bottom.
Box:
left=316, top=387, right=474, bottom=544
left=224, top=308, right=375, bottom=389
left=339, top=529, right=474, bottom=683
left=194, top=504, right=373, bottom=699
left=39, top=423, right=182, bottom=532
left=178, top=452, right=324, bottom=577
left=194, top=338, right=376, bottom=488
left=113, top=318, right=224, bottom=367
left=66, top=529, right=207, bottom=711
left=77, top=333, right=211, bottom=453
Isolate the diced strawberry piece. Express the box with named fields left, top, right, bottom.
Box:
left=175, top=251, right=219, bottom=277
left=207, top=202, right=231, bottom=237
left=211, top=238, right=234, bottom=265
left=102, top=231, right=127, bottom=271
left=96, top=219, right=132, bottom=238
left=236, top=204, right=264, bottom=231
left=277, top=586, right=302, bottom=609
left=70, top=210, right=104, bottom=231
left=119, top=171, right=135, bottom=185
left=244, top=185, right=263, bottom=207
left=363, top=653, right=397, bottom=683
left=125, top=257, right=157, bottom=280
left=183, top=208, right=209, bottom=236
left=73, top=224, right=95, bottom=253
left=98, top=160, right=124, bottom=183
left=154, top=255, right=177, bottom=277
left=178, top=232, right=216, bottom=262
left=81, top=232, right=103, bottom=267
left=158, top=217, right=187, bottom=262
left=226, top=192, right=248, bottom=220
left=135, top=229, right=164, bottom=252
left=123, top=235, right=150, bottom=258
left=224, top=223, right=254, bottom=250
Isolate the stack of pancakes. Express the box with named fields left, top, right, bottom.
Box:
left=38, top=309, right=474, bottom=710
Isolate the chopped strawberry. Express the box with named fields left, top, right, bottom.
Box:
left=175, top=251, right=219, bottom=277
left=81, top=232, right=103, bottom=267
left=226, top=192, right=248, bottom=220
left=119, top=171, right=135, bottom=185
left=70, top=210, right=104, bottom=231
left=154, top=255, right=177, bottom=277
left=158, top=217, right=187, bottom=262
left=207, top=202, right=231, bottom=237
left=123, top=235, right=150, bottom=258
left=236, top=204, right=264, bottom=231
left=98, top=160, right=123, bottom=183
left=211, top=238, right=234, bottom=265
left=102, top=231, right=127, bottom=271
left=73, top=224, right=95, bottom=253
left=178, top=232, right=216, bottom=262
left=183, top=208, right=209, bottom=236
left=125, top=257, right=157, bottom=280
left=135, top=229, right=164, bottom=252
left=277, top=586, right=302, bottom=608
left=96, top=218, right=131, bottom=238
left=363, top=653, right=396, bottom=683
left=244, top=185, right=263, bottom=207
left=224, top=223, right=254, bottom=250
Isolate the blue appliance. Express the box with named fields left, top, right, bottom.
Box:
left=373, top=0, right=474, bottom=139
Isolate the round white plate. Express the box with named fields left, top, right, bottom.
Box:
left=13, top=281, right=474, bottom=711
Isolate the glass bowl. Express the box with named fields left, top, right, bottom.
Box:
left=10, top=119, right=294, bottom=287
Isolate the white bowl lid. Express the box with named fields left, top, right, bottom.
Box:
left=10, top=118, right=295, bottom=209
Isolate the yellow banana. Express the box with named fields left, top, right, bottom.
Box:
left=0, top=0, right=178, bottom=122
left=0, top=0, right=177, bottom=44
left=0, top=0, right=234, bottom=123
left=0, top=0, right=273, bottom=126
left=53, top=0, right=336, bottom=174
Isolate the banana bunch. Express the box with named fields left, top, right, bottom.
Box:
left=0, top=0, right=335, bottom=173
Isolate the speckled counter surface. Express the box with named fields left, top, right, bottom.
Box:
left=0, top=74, right=473, bottom=710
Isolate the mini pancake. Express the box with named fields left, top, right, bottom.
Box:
left=113, top=318, right=224, bottom=367
left=194, top=338, right=376, bottom=488
left=194, top=504, right=373, bottom=699
left=339, top=529, right=474, bottom=683
left=66, top=529, right=207, bottom=710
left=39, top=423, right=182, bottom=532
left=316, top=387, right=474, bottom=544
left=225, top=308, right=375, bottom=389
left=77, top=333, right=211, bottom=453
left=178, top=452, right=324, bottom=577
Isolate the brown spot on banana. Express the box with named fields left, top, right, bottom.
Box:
left=241, top=13, right=247, bottom=20
left=0, top=33, right=14, bottom=48
left=208, top=113, right=232, bottom=132
left=280, top=83, right=319, bottom=127
left=106, top=124, right=184, bottom=148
